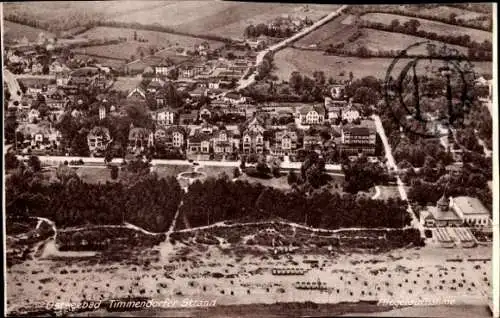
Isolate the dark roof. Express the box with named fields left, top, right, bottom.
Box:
left=343, top=127, right=372, bottom=135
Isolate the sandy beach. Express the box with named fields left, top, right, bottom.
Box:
left=6, top=239, right=492, bottom=316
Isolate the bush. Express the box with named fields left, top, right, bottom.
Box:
left=245, top=167, right=272, bottom=179
left=5, top=152, right=19, bottom=170
left=233, top=167, right=241, bottom=179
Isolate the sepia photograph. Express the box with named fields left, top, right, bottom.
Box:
left=2, top=1, right=498, bottom=317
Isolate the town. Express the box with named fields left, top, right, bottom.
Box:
left=3, top=2, right=495, bottom=317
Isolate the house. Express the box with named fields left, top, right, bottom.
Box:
left=187, top=130, right=212, bottom=156
left=224, top=92, right=247, bottom=105
left=147, top=79, right=165, bottom=93
left=208, top=80, right=220, bottom=89
left=212, top=127, right=239, bottom=154
left=154, top=63, right=175, bottom=76
left=451, top=196, right=491, bottom=227
left=87, top=126, right=111, bottom=155
left=297, top=105, right=325, bottom=125
left=340, top=125, right=376, bottom=155
left=154, top=126, right=186, bottom=149
left=127, top=87, right=147, bottom=101
left=28, top=109, right=40, bottom=123
left=31, top=62, right=44, bottom=74
left=151, top=107, right=177, bottom=126
left=303, top=133, right=323, bottom=151
left=17, top=124, right=62, bottom=149
left=128, top=127, right=153, bottom=152
left=420, top=195, right=463, bottom=227
left=325, top=98, right=347, bottom=123
left=342, top=107, right=360, bottom=123
left=272, top=129, right=298, bottom=156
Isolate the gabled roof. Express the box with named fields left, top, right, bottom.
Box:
left=298, top=104, right=325, bottom=115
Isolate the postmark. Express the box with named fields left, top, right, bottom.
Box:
left=384, top=41, right=479, bottom=138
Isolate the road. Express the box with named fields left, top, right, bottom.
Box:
left=13, top=74, right=55, bottom=80
left=3, top=68, right=23, bottom=106
left=236, top=5, right=349, bottom=91
left=19, top=155, right=343, bottom=172
left=372, top=115, right=424, bottom=237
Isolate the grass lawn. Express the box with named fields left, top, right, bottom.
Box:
left=376, top=186, right=401, bottom=200
left=198, top=166, right=237, bottom=179
left=76, top=167, right=114, bottom=184
left=360, top=12, right=492, bottom=43
left=154, top=165, right=192, bottom=179
left=3, top=21, right=54, bottom=43
left=272, top=48, right=493, bottom=81
left=237, top=174, right=291, bottom=190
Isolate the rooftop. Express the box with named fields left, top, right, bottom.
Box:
left=453, top=196, right=489, bottom=215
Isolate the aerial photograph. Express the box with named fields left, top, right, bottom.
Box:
left=2, top=1, right=497, bottom=317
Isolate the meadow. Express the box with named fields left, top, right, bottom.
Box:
left=272, top=48, right=493, bottom=81
left=295, top=14, right=358, bottom=49
left=360, top=13, right=492, bottom=43
left=111, top=2, right=340, bottom=40
left=3, top=21, right=54, bottom=43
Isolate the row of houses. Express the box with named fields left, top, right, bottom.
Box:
left=86, top=112, right=377, bottom=158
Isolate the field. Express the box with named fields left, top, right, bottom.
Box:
left=2, top=21, right=54, bottom=43
left=77, top=27, right=224, bottom=49
left=198, top=166, right=237, bottom=179
left=295, top=14, right=358, bottom=49
left=343, top=29, right=468, bottom=55
left=111, top=2, right=340, bottom=40
left=360, top=13, right=492, bottom=43
left=272, top=48, right=493, bottom=81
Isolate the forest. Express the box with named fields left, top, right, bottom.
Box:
left=180, top=176, right=411, bottom=229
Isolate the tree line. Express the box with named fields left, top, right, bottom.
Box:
left=348, top=6, right=492, bottom=32
left=180, top=176, right=411, bottom=229
left=5, top=167, right=182, bottom=233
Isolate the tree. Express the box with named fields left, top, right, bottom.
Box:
left=105, top=150, right=114, bottom=164
left=233, top=167, right=241, bottom=179
left=28, top=155, right=42, bottom=172
left=5, top=152, right=19, bottom=170
left=289, top=71, right=303, bottom=94
left=133, top=31, right=137, bottom=41
left=110, top=166, right=119, bottom=180
left=313, top=71, right=326, bottom=85
left=287, top=170, right=298, bottom=185
left=56, top=164, right=78, bottom=184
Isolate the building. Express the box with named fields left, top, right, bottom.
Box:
left=128, top=87, right=147, bottom=100
left=450, top=196, right=491, bottom=227
left=224, top=92, right=247, bottom=105
left=341, top=125, right=376, bottom=155
left=128, top=127, right=153, bottom=152
left=87, top=126, right=111, bottom=155
left=420, top=195, right=463, bottom=227
left=325, top=98, right=347, bottom=123
left=342, top=107, right=360, bottom=123
left=151, top=107, right=177, bottom=126
left=187, top=130, right=212, bottom=156
left=330, top=84, right=346, bottom=100
left=154, top=63, right=175, bottom=76
left=212, top=127, right=239, bottom=155
left=296, top=105, right=325, bottom=125
left=272, top=129, right=298, bottom=156
left=154, top=126, right=186, bottom=149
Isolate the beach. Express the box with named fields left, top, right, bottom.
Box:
left=6, top=239, right=492, bottom=316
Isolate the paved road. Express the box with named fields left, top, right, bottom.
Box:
left=3, top=68, right=23, bottom=106
left=372, top=115, right=424, bottom=236
left=13, top=74, right=55, bottom=80
left=18, top=155, right=343, bottom=172
left=236, top=5, right=349, bottom=91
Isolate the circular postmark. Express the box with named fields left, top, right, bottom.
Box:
left=384, top=41, right=478, bottom=138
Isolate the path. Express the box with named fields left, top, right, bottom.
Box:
left=371, top=186, right=381, bottom=200
left=372, top=115, right=424, bottom=237
left=236, top=5, right=349, bottom=91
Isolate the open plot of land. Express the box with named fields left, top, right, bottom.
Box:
left=198, top=166, right=237, bottom=179
left=360, top=13, right=492, bottom=43
left=414, top=5, right=488, bottom=22
left=2, top=21, right=54, bottom=44
left=73, top=54, right=126, bottom=69
left=78, top=27, right=224, bottom=49
left=154, top=164, right=192, bottom=179
left=273, top=48, right=493, bottom=81
left=112, top=2, right=340, bottom=40
left=237, top=174, right=291, bottom=190
left=111, top=76, right=142, bottom=92
left=344, top=29, right=468, bottom=55
left=295, top=14, right=358, bottom=49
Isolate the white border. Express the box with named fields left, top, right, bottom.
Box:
left=492, top=2, right=499, bottom=317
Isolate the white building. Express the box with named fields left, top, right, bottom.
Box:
left=451, top=196, right=491, bottom=227
left=342, top=107, right=360, bottom=123
left=151, top=108, right=176, bottom=126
